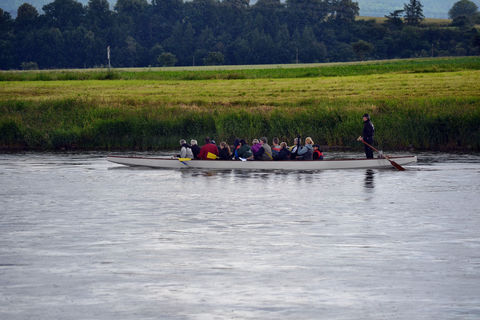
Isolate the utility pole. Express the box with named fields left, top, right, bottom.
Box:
left=107, top=46, right=111, bottom=70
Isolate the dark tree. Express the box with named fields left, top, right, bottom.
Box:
left=385, top=9, right=404, bottom=29
left=157, top=52, right=177, bottom=66
left=0, top=0, right=479, bottom=69
left=287, top=0, right=329, bottom=30
left=115, top=0, right=148, bottom=16
left=254, top=0, right=284, bottom=10
left=204, top=51, right=224, bottom=65
left=0, top=8, right=14, bottom=69
left=15, top=3, right=39, bottom=31
left=352, top=39, right=374, bottom=60
left=0, top=8, right=12, bottom=30
left=299, top=26, right=327, bottom=62
left=223, top=0, right=250, bottom=9
left=86, top=0, right=112, bottom=32
left=184, top=0, right=221, bottom=34
left=404, top=0, right=424, bottom=26
left=449, top=0, right=478, bottom=20
left=43, top=0, right=85, bottom=29
left=328, top=0, right=360, bottom=24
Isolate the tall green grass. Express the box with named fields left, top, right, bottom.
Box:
left=1, top=97, right=479, bottom=151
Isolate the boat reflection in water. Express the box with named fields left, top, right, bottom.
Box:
left=364, top=169, right=375, bottom=189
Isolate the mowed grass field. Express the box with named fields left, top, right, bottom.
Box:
left=1, top=71, right=478, bottom=106
left=1, top=57, right=480, bottom=151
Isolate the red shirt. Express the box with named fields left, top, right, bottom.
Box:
left=197, top=143, right=219, bottom=160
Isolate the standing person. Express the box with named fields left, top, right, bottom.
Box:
left=254, top=137, right=273, bottom=160
left=218, top=141, right=232, bottom=160
left=198, top=137, right=219, bottom=160
left=179, top=139, right=193, bottom=159
left=190, top=139, right=201, bottom=159
left=358, top=113, right=375, bottom=159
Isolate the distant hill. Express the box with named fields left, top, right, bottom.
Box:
left=356, top=0, right=479, bottom=18
left=2, top=0, right=480, bottom=19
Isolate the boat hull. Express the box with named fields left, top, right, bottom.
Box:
left=107, top=155, right=417, bottom=170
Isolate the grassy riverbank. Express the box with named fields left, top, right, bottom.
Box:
left=1, top=57, right=479, bottom=151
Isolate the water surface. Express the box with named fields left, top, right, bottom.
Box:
left=1, top=152, right=479, bottom=319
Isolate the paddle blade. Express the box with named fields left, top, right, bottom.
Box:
left=206, top=152, right=218, bottom=160
left=389, top=159, right=405, bottom=171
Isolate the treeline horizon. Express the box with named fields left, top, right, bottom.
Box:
left=1, top=0, right=480, bottom=70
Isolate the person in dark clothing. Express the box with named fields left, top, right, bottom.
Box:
left=276, top=142, right=291, bottom=160
left=190, top=139, right=201, bottom=159
left=289, top=137, right=300, bottom=160
left=218, top=141, right=232, bottom=160
left=358, top=113, right=375, bottom=159
left=312, top=144, right=324, bottom=160
left=232, top=138, right=241, bottom=160
left=237, top=139, right=253, bottom=160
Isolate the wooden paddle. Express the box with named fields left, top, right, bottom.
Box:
left=358, top=137, right=405, bottom=171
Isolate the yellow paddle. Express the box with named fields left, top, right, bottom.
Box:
left=178, top=158, right=191, bottom=166
left=206, top=152, right=219, bottom=160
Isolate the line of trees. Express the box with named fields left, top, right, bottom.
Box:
left=1, top=0, right=479, bottom=70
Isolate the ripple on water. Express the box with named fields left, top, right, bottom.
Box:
left=0, top=152, right=479, bottom=320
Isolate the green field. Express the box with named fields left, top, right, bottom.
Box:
left=1, top=57, right=480, bottom=151
left=356, top=16, right=452, bottom=25
left=1, top=56, right=480, bottom=81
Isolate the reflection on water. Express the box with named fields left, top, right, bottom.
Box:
left=364, top=169, right=375, bottom=190
left=1, top=152, right=480, bottom=320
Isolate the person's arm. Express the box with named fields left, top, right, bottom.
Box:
left=297, top=146, right=307, bottom=155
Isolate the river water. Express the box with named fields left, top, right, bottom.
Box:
left=0, top=152, right=479, bottom=320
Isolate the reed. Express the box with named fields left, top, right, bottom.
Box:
left=1, top=97, right=478, bottom=151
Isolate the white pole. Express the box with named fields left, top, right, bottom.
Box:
left=107, top=46, right=111, bottom=70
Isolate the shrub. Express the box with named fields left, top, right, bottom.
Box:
left=21, top=61, right=39, bottom=70
left=0, top=120, right=24, bottom=146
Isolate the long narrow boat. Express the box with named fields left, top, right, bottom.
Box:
left=107, top=155, right=417, bottom=170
